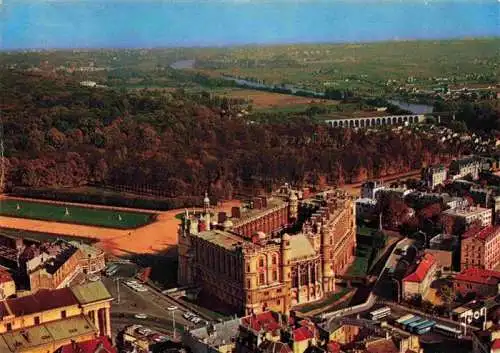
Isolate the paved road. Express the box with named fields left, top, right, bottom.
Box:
left=103, top=277, right=196, bottom=330
left=321, top=237, right=415, bottom=319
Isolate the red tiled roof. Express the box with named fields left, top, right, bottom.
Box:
left=327, top=341, right=341, bottom=353
left=58, top=336, right=117, bottom=353
left=0, top=269, right=13, bottom=284
left=403, top=254, right=436, bottom=283
left=454, top=268, right=500, bottom=286
left=6, top=287, right=78, bottom=316
left=492, top=339, right=500, bottom=350
left=241, top=311, right=281, bottom=333
left=365, top=339, right=399, bottom=353
left=463, top=226, right=499, bottom=241
left=293, top=326, right=314, bottom=342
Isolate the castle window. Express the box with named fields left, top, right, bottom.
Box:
left=272, top=254, right=278, bottom=265
left=6, top=323, right=11, bottom=332
left=259, top=272, right=265, bottom=285
left=259, top=258, right=265, bottom=267
left=247, top=280, right=251, bottom=288
left=272, top=270, right=278, bottom=282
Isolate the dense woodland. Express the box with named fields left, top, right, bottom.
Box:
left=0, top=70, right=486, bottom=203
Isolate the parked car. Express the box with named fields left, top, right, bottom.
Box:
left=183, top=312, right=195, bottom=319
left=191, top=317, right=202, bottom=324
left=167, top=306, right=178, bottom=311
left=134, top=313, right=148, bottom=319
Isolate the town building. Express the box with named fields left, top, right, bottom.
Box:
left=0, top=232, right=104, bottom=294
left=178, top=187, right=357, bottom=315
left=442, top=206, right=492, bottom=235
left=460, top=226, right=500, bottom=271
left=55, top=336, right=117, bottom=353
left=0, top=315, right=99, bottom=353
left=0, top=281, right=112, bottom=337
left=25, top=240, right=84, bottom=292
left=0, top=268, right=15, bottom=299
left=360, top=181, right=385, bottom=200
left=183, top=317, right=240, bottom=353
left=402, top=253, right=437, bottom=300
left=122, top=325, right=171, bottom=353
left=355, top=198, right=378, bottom=220
left=471, top=324, right=500, bottom=353
left=450, top=156, right=481, bottom=180
left=453, top=268, right=500, bottom=298
left=422, top=165, right=447, bottom=189
left=0, top=281, right=112, bottom=353
left=376, top=187, right=413, bottom=202
left=69, top=241, right=106, bottom=275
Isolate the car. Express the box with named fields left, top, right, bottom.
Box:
left=183, top=312, right=195, bottom=319
left=167, top=306, right=178, bottom=311
left=134, top=313, right=148, bottom=319
left=191, top=317, right=201, bottom=324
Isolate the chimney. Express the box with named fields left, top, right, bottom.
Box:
left=253, top=197, right=263, bottom=210
left=231, top=207, right=241, bottom=219
left=218, top=212, right=227, bottom=224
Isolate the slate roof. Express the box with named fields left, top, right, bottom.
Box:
left=70, top=281, right=112, bottom=305
left=289, top=234, right=316, bottom=260
left=6, top=287, right=78, bottom=316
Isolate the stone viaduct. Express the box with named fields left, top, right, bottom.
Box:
left=325, top=114, right=426, bottom=128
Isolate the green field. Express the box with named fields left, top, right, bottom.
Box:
left=0, top=199, right=155, bottom=229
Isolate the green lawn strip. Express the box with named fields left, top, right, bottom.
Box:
left=0, top=199, right=153, bottom=229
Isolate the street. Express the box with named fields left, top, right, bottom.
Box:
left=102, top=277, right=197, bottom=336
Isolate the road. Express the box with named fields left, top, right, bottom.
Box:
left=103, top=277, right=197, bottom=334
left=320, top=237, right=416, bottom=319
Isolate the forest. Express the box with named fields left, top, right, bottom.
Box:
left=0, top=70, right=478, bottom=204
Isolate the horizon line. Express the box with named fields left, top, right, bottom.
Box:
left=1, top=35, right=499, bottom=53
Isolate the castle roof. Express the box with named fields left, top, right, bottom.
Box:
left=289, top=234, right=316, bottom=260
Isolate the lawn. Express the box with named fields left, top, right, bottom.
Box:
left=0, top=199, right=155, bottom=229
left=346, top=244, right=373, bottom=277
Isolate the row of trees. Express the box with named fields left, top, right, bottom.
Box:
left=2, top=70, right=468, bottom=202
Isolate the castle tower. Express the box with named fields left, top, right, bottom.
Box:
left=242, top=249, right=259, bottom=315
left=204, top=192, right=210, bottom=214
left=281, top=233, right=292, bottom=314
left=311, top=221, right=322, bottom=252
left=321, top=224, right=335, bottom=294
left=289, top=192, right=298, bottom=222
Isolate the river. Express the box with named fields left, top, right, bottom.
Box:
left=170, top=59, right=434, bottom=114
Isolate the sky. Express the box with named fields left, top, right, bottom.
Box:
left=1, top=0, right=498, bottom=49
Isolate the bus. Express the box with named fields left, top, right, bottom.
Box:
left=369, top=306, right=391, bottom=321
left=433, top=324, right=462, bottom=338
left=413, top=320, right=436, bottom=335
left=400, top=316, right=422, bottom=329
left=395, top=314, right=414, bottom=325
left=407, top=318, right=428, bottom=331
